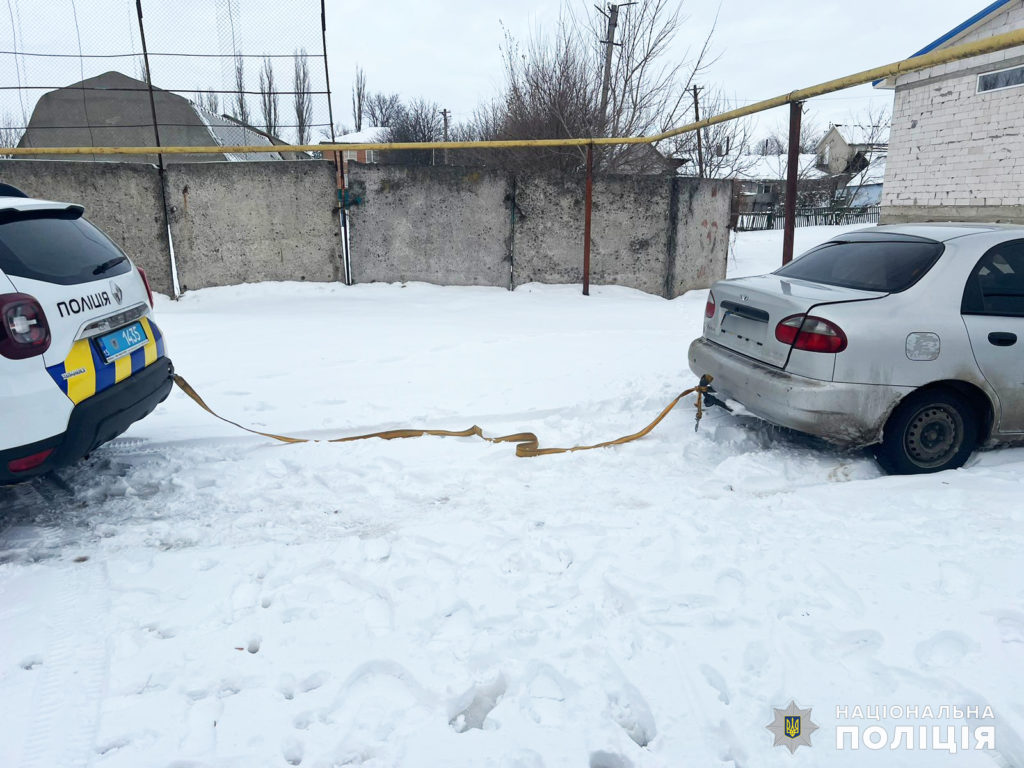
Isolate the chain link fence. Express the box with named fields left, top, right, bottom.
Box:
left=1, top=0, right=335, bottom=160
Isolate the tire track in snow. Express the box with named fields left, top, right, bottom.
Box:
left=17, top=559, right=110, bottom=768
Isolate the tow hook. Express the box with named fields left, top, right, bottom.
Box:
left=698, top=374, right=732, bottom=413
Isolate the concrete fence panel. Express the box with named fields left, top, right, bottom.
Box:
left=164, top=160, right=342, bottom=291
left=670, top=179, right=732, bottom=298
left=346, top=163, right=514, bottom=287
left=512, top=173, right=675, bottom=296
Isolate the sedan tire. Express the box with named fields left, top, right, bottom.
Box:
left=874, top=389, right=978, bottom=475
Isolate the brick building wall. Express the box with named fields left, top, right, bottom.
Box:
left=881, top=2, right=1024, bottom=223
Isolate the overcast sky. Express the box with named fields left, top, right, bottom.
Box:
left=0, top=0, right=984, bottom=147
left=322, top=0, right=978, bottom=141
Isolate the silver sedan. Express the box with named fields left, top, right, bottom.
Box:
left=689, top=224, right=1024, bottom=474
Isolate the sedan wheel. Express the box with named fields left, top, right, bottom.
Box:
left=875, top=390, right=978, bottom=475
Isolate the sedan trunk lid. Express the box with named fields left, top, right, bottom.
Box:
left=705, top=275, right=886, bottom=368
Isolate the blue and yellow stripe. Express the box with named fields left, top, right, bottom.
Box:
left=47, top=317, right=165, bottom=405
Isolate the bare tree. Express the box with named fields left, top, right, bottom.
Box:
left=197, top=88, right=220, bottom=115
left=352, top=66, right=366, bottom=132
left=585, top=0, right=714, bottom=172
left=663, top=86, right=755, bottom=179
left=365, top=92, right=404, bottom=127
left=293, top=48, right=313, bottom=144
left=0, top=111, right=24, bottom=158
left=231, top=54, right=250, bottom=126
left=467, top=0, right=715, bottom=174
left=258, top=56, right=280, bottom=137
left=762, top=109, right=823, bottom=155
left=382, top=98, right=442, bottom=165
left=836, top=103, right=891, bottom=205
left=754, top=135, right=785, bottom=155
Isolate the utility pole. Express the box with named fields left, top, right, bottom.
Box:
left=596, top=2, right=634, bottom=135
left=440, top=108, right=450, bottom=165
left=692, top=84, right=705, bottom=178
left=782, top=101, right=804, bottom=266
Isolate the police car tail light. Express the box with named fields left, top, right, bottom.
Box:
left=0, top=293, right=51, bottom=360
left=705, top=291, right=716, bottom=318
left=775, top=314, right=847, bottom=354
left=8, top=448, right=54, bottom=474
left=137, top=267, right=154, bottom=308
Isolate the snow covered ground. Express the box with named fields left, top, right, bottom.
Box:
left=1, top=225, right=1022, bottom=767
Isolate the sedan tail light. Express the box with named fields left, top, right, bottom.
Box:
left=0, top=293, right=51, bottom=359
left=137, top=266, right=155, bottom=308
left=705, top=290, right=716, bottom=319
left=775, top=314, right=847, bottom=354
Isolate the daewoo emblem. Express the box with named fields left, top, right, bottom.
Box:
left=110, top=281, right=124, bottom=305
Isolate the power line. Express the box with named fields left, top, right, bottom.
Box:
left=5, top=0, right=27, bottom=124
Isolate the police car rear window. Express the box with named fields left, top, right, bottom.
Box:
left=774, top=240, right=944, bottom=293
left=0, top=208, right=132, bottom=286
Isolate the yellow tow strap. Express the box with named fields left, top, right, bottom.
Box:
left=171, top=373, right=711, bottom=458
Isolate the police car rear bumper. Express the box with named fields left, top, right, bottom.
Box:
left=0, top=357, right=173, bottom=485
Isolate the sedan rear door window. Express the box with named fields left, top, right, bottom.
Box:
left=962, top=242, right=1024, bottom=317
left=775, top=240, right=944, bottom=293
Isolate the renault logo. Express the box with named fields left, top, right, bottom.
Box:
left=110, top=281, right=124, bottom=305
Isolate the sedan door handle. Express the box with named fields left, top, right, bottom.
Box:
left=988, top=332, right=1018, bottom=347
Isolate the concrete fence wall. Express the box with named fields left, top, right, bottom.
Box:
left=162, top=161, right=342, bottom=292
left=347, top=164, right=513, bottom=287
left=0, top=158, right=731, bottom=299
left=348, top=163, right=731, bottom=298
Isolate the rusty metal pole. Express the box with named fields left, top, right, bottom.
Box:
left=583, top=143, right=594, bottom=296
left=782, top=101, right=803, bottom=266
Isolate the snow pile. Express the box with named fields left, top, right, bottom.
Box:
left=1, top=225, right=1022, bottom=767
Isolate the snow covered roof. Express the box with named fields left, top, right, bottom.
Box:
left=858, top=154, right=887, bottom=185
left=830, top=124, right=890, bottom=147
left=193, top=107, right=283, bottom=162
left=731, top=154, right=828, bottom=182
left=337, top=127, right=389, bottom=144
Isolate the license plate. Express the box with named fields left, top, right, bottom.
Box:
left=96, top=321, right=149, bottom=362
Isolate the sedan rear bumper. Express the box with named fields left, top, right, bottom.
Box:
left=688, top=337, right=911, bottom=447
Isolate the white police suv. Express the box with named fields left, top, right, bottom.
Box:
left=0, top=183, right=172, bottom=485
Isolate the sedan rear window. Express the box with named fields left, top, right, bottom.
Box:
left=774, top=240, right=944, bottom=293
left=0, top=208, right=132, bottom=286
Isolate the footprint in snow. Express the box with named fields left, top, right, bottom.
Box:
left=915, top=631, right=974, bottom=668
left=700, top=663, right=731, bottom=705
left=606, top=681, right=656, bottom=747
left=282, top=736, right=304, bottom=765
left=589, top=751, right=634, bottom=768
left=299, top=671, right=329, bottom=693
left=449, top=675, right=507, bottom=733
